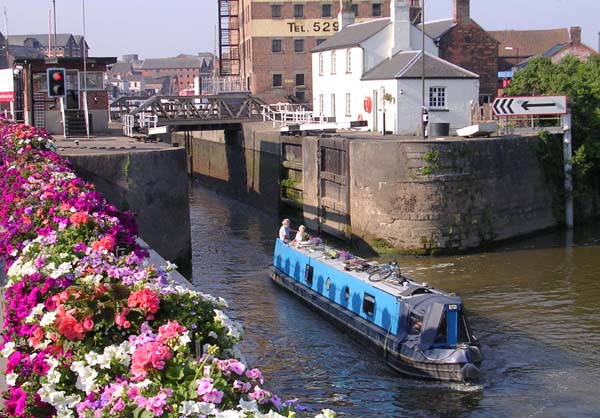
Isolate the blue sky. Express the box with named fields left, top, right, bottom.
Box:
left=3, top=0, right=598, bottom=59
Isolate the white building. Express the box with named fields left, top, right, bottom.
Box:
left=312, top=0, right=479, bottom=135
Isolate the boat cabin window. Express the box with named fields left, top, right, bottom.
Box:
left=434, top=311, right=447, bottom=345
left=305, top=265, right=313, bottom=286
left=325, top=277, right=331, bottom=290
left=344, top=286, right=350, bottom=300
left=362, top=293, right=375, bottom=316
left=457, top=311, right=473, bottom=343
left=408, top=313, right=423, bottom=335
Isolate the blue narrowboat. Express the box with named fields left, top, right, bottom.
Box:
left=270, top=239, right=482, bottom=382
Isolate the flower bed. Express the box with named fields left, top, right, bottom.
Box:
left=0, top=121, right=335, bottom=418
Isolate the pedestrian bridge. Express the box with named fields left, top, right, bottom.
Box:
left=116, top=93, right=267, bottom=137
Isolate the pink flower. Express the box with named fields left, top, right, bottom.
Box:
left=246, top=368, right=264, bottom=384
left=157, top=320, right=186, bottom=342
left=69, top=211, right=89, bottom=226
left=131, top=341, right=172, bottom=381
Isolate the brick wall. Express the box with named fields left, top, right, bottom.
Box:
left=438, top=21, right=499, bottom=101
left=243, top=0, right=391, bottom=103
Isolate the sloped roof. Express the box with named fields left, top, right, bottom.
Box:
left=8, top=33, right=75, bottom=47
left=6, top=45, right=46, bottom=59
left=108, top=62, right=135, bottom=76
left=419, top=19, right=455, bottom=40
left=312, top=18, right=390, bottom=52
left=141, top=56, right=208, bottom=70
left=362, top=51, right=479, bottom=80
left=489, top=28, right=572, bottom=57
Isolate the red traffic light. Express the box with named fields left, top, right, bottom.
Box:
left=47, top=68, right=66, bottom=97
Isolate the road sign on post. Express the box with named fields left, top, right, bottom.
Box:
left=47, top=68, right=66, bottom=97
left=492, top=95, right=567, bottom=116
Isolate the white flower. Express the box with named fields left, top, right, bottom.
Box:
left=70, top=361, right=98, bottom=393
left=6, top=372, right=18, bottom=386
left=40, top=310, right=57, bottom=327
left=178, top=331, right=191, bottom=346
left=238, top=399, right=259, bottom=411
left=24, top=303, right=45, bottom=324
left=214, top=309, right=243, bottom=339
left=216, top=410, right=244, bottom=418
left=315, top=409, right=337, bottom=418
left=178, top=401, right=217, bottom=416
left=0, top=341, right=16, bottom=358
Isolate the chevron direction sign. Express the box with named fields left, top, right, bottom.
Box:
left=492, top=95, right=568, bottom=116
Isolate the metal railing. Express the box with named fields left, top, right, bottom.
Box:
left=138, top=112, right=158, bottom=130
left=262, top=103, right=324, bottom=128
left=122, top=114, right=134, bottom=137
left=201, top=75, right=247, bottom=95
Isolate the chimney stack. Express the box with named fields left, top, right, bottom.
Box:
left=568, top=26, right=581, bottom=44
left=338, top=0, right=355, bottom=30
left=453, top=0, right=470, bottom=23
left=391, top=0, right=411, bottom=55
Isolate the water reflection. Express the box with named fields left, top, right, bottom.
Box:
left=189, top=184, right=600, bottom=417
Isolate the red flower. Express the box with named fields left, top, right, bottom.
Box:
left=128, top=289, right=160, bottom=314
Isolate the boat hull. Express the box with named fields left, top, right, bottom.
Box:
left=270, top=266, right=482, bottom=382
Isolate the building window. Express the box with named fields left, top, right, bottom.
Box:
left=319, top=53, right=324, bottom=75
left=331, top=51, right=336, bottom=74
left=295, top=73, right=305, bottom=86
left=429, top=86, right=446, bottom=109
left=350, top=4, right=358, bottom=16
left=271, top=39, right=282, bottom=53
left=293, top=4, right=304, bottom=18
left=322, top=4, right=332, bottom=17
left=273, top=74, right=283, bottom=87
left=294, top=39, right=305, bottom=53
left=316, top=38, right=326, bottom=46
left=372, top=3, right=382, bottom=16
left=330, top=93, right=336, bottom=117
left=296, top=90, right=306, bottom=102
left=271, top=4, right=281, bottom=18
left=345, top=49, right=352, bottom=73
left=345, top=93, right=351, bottom=116
left=319, top=94, right=324, bottom=115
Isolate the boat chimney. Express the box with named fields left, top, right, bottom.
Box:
left=338, top=0, right=355, bottom=30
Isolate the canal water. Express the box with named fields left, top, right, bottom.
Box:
left=189, top=184, right=600, bottom=418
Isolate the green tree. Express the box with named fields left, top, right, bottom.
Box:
left=506, top=56, right=600, bottom=192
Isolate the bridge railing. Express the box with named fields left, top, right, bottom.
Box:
left=122, top=115, right=134, bottom=137
left=261, top=103, right=325, bottom=128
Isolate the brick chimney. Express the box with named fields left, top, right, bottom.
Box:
left=391, top=0, right=411, bottom=55
left=453, top=0, right=470, bottom=23
left=569, top=26, right=582, bottom=44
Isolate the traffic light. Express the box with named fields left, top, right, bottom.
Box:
left=47, top=68, right=66, bottom=97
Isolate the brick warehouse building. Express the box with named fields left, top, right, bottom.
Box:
left=421, top=0, right=498, bottom=104
left=231, top=0, right=420, bottom=104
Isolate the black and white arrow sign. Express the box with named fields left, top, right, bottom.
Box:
left=492, top=95, right=567, bottom=116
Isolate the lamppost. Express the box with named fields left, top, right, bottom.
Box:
left=421, top=0, right=427, bottom=139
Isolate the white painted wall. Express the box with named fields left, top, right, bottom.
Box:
left=409, top=26, right=438, bottom=55
left=362, top=25, right=393, bottom=72
left=393, top=78, right=479, bottom=135
left=361, top=80, right=397, bottom=134
left=312, top=47, right=364, bottom=122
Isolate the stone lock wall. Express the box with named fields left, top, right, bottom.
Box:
left=348, top=136, right=558, bottom=252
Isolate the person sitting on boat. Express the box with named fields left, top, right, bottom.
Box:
left=279, top=218, right=292, bottom=242
left=293, top=225, right=309, bottom=246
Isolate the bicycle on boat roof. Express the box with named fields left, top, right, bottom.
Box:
left=366, top=260, right=404, bottom=282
